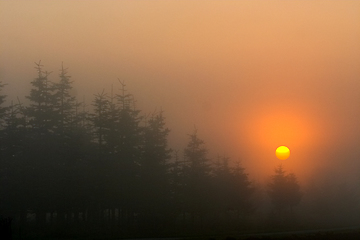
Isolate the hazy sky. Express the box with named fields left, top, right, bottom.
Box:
left=1, top=1, right=360, bottom=182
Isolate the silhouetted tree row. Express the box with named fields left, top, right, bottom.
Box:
left=0, top=62, right=303, bottom=238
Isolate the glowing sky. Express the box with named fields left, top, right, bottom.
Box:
left=1, top=1, right=360, bottom=181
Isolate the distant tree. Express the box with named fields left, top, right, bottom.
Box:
left=89, top=81, right=143, bottom=228
left=285, top=173, right=302, bottom=211
left=141, top=111, right=171, bottom=179
left=21, top=62, right=59, bottom=229
left=103, top=85, right=119, bottom=156
left=0, top=82, right=7, bottom=128
left=90, top=90, right=109, bottom=155
left=50, top=64, right=94, bottom=228
left=4, top=99, right=26, bottom=130
left=212, top=156, right=234, bottom=217
left=231, top=161, right=255, bottom=217
left=306, top=177, right=360, bottom=227
left=139, top=111, right=172, bottom=234
left=168, top=150, right=184, bottom=224
left=52, top=63, right=78, bottom=133
left=182, top=129, right=212, bottom=227
left=25, top=61, right=56, bottom=133
left=211, top=157, right=254, bottom=229
left=0, top=82, right=7, bottom=153
left=268, top=165, right=302, bottom=213
left=1, top=97, right=31, bottom=233
left=0, top=82, right=9, bottom=215
left=184, top=129, right=211, bottom=178
left=114, top=81, right=143, bottom=228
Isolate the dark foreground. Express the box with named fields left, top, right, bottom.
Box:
left=208, top=227, right=360, bottom=240
left=2, top=224, right=360, bottom=240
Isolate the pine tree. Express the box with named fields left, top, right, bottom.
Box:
left=1, top=96, right=30, bottom=231
left=103, top=85, right=119, bottom=155
left=90, top=90, right=109, bottom=155
left=139, top=111, right=172, bottom=234
left=50, top=64, right=92, bottom=228
left=231, top=161, right=254, bottom=218
left=23, top=62, right=69, bottom=229
left=285, top=173, right=302, bottom=211
left=114, top=81, right=143, bottom=228
left=53, top=63, right=78, bottom=134
left=268, top=165, right=302, bottom=213
left=26, top=61, right=56, bottom=133
left=182, top=129, right=212, bottom=227
left=0, top=82, right=9, bottom=216
left=184, top=129, right=210, bottom=178
left=0, top=82, right=7, bottom=128
left=212, top=157, right=254, bottom=228
left=141, top=111, right=171, bottom=176
left=212, top=156, right=233, bottom=214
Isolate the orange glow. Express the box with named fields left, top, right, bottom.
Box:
left=276, top=146, right=290, bottom=160
left=2, top=0, right=359, bottom=184
left=245, top=102, right=318, bottom=151
left=235, top=100, right=327, bottom=181
left=259, top=113, right=308, bottom=149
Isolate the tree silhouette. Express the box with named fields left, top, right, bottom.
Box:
left=114, top=83, right=143, bottom=229
left=212, top=157, right=254, bottom=230
left=26, top=61, right=56, bottom=133
left=52, top=63, right=78, bottom=134
left=268, top=165, right=302, bottom=214
left=182, top=129, right=212, bottom=228
left=0, top=82, right=7, bottom=128
left=90, top=90, right=109, bottom=155
left=22, top=62, right=59, bottom=229
left=1, top=95, right=30, bottom=234
left=139, top=111, right=172, bottom=234
left=0, top=61, right=263, bottom=238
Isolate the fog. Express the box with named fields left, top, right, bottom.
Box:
left=1, top=0, right=360, bottom=238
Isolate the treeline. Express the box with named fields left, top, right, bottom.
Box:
left=0, top=62, right=302, bottom=238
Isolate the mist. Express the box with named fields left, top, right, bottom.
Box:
left=1, top=0, right=360, bottom=239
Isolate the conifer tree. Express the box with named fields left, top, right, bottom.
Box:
left=91, top=90, right=109, bottom=154
left=184, top=129, right=210, bottom=178
left=0, top=82, right=8, bottom=216
left=139, top=111, right=172, bottom=233
left=285, top=173, right=302, bottom=211
left=212, top=156, right=233, bottom=214
left=22, top=62, right=56, bottom=229
left=26, top=61, right=56, bottom=133
left=114, top=81, right=143, bottom=227
left=0, top=82, right=7, bottom=128
left=231, top=161, right=254, bottom=217
left=1, top=96, right=30, bottom=230
left=53, top=63, right=78, bottom=133
left=212, top=157, right=254, bottom=226
left=182, top=129, right=212, bottom=227
left=268, top=165, right=302, bottom=213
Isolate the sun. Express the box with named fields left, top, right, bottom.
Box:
left=276, top=146, right=290, bottom=160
